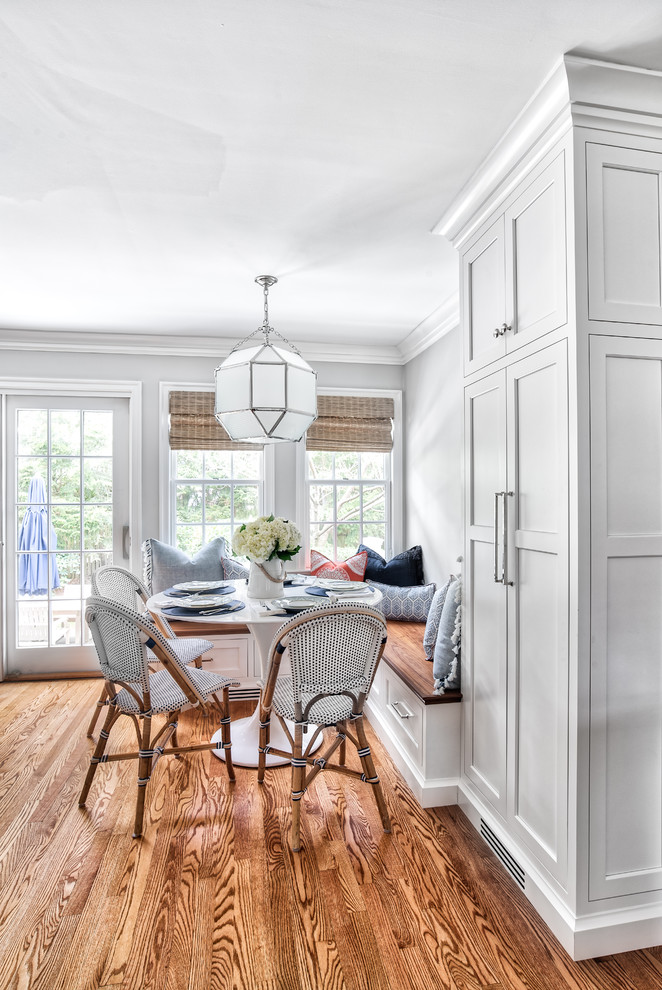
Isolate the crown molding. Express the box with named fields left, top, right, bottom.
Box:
left=397, top=293, right=459, bottom=363
left=0, top=327, right=404, bottom=366
left=435, top=54, right=662, bottom=246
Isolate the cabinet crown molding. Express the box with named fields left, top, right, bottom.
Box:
left=435, top=54, right=662, bottom=246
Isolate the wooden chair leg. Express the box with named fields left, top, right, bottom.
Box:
left=79, top=706, right=120, bottom=805
left=338, top=734, right=346, bottom=766
left=86, top=683, right=109, bottom=738
left=219, top=687, right=235, bottom=782
left=133, top=715, right=153, bottom=839
left=257, top=702, right=271, bottom=784
left=355, top=717, right=391, bottom=834
left=291, top=722, right=306, bottom=852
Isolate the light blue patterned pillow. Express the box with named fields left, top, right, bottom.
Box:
left=432, top=578, right=461, bottom=687
left=222, top=556, right=249, bottom=581
left=423, top=575, right=454, bottom=660
left=142, top=537, right=227, bottom=594
left=367, top=580, right=436, bottom=621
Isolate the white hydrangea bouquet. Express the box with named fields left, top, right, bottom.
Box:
left=233, top=515, right=302, bottom=598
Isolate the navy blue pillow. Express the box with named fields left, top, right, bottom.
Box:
left=358, top=544, right=425, bottom=586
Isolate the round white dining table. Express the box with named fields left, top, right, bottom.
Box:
left=146, top=577, right=382, bottom=768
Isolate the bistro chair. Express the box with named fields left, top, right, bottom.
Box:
left=86, top=565, right=215, bottom=737
left=80, top=596, right=237, bottom=838
left=257, top=602, right=391, bottom=852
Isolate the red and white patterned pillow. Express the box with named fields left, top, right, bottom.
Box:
left=309, top=549, right=368, bottom=581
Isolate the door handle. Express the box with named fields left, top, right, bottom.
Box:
left=502, top=492, right=514, bottom=587
left=494, top=492, right=514, bottom=586
left=122, top=525, right=131, bottom=560
left=494, top=491, right=502, bottom=583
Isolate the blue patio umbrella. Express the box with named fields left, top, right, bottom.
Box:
left=18, top=476, right=61, bottom=595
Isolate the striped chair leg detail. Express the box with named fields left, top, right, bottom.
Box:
left=86, top=683, right=109, bottom=738
left=291, top=723, right=306, bottom=853
left=79, top=706, right=120, bottom=806
left=219, top=687, right=235, bottom=783
left=133, top=716, right=153, bottom=839
left=355, top=717, right=391, bottom=833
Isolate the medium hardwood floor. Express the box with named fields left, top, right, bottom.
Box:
left=1, top=679, right=662, bottom=990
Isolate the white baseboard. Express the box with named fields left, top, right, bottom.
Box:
left=458, top=780, right=662, bottom=960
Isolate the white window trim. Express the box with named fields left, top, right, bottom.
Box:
left=159, top=382, right=275, bottom=543
left=0, top=377, right=143, bottom=680
left=296, top=386, right=403, bottom=565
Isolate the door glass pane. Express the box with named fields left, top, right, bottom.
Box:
left=52, top=601, right=82, bottom=647
left=55, top=554, right=81, bottom=597
left=50, top=410, right=80, bottom=455
left=17, top=458, right=48, bottom=500
left=17, top=410, right=48, bottom=455
left=51, top=458, right=80, bottom=502
left=17, top=602, right=48, bottom=647
left=52, top=506, right=81, bottom=550
left=84, top=505, right=113, bottom=550
left=84, top=459, right=112, bottom=501
left=83, top=410, right=112, bottom=455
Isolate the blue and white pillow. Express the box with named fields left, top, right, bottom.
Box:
left=367, top=580, right=436, bottom=622
left=222, top=556, right=249, bottom=581
left=432, top=578, right=461, bottom=694
left=142, top=537, right=227, bottom=594
left=422, top=574, right=454, bottom=660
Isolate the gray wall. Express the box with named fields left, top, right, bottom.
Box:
left=0, top=347, right=403, bottom=544
left=403, top=327, right=463, bottom=585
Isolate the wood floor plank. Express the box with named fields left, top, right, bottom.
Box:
left=3, top=680, right=662, bottom=990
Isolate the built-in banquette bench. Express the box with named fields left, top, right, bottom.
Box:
left=168, top=616, right=462, bottom=808
left=366, top=621, right=461, bottom=809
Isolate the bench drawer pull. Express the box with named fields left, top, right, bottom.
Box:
left=390, top=700, right=414, bottom=719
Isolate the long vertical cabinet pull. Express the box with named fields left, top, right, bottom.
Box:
left=502, top=491, right=514, bottom=586
left=494, top=491, right=504, bottom=583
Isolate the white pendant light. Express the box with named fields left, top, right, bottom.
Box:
left=214, top=276, right=318, bottom=443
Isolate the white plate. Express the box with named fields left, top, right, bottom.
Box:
left=317, top=580, right=370, bottom=591
left=268, top=597, right=320, bottom=612
left=173, top=594, right=234, bottom=609
left=173, top=580, right=229, bottom=592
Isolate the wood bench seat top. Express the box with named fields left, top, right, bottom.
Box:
left=383, top=621, right=461, bottom=706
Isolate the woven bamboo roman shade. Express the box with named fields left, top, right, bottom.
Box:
left=169, top=391, right=264, bottom=451
left=305, top=395, right=394, bottom=452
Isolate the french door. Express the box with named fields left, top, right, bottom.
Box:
left=3, top=394, right=131, bottom=675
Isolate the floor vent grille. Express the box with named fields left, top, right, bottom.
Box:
left=480, top=819, right=526, bottom=889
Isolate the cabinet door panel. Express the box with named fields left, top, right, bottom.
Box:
left=506, top=153, right=567, bottom=354
left=587, top=144, right=662, bottom=324
left=464, top=372, right=507, bottom=814
left=462, top=217, right=506, bottom=375
left=506, top=342, right=569, bottom=882
left=591, top=336, right=662, bottom=899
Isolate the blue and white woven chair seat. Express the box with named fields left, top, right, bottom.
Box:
left=165, top=636, right=215, bottom=667
left=112, top=666, right=233, bottom=716
left=272, top=681, right=357, bottom=725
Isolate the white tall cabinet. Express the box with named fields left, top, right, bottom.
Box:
left=437, top=55, right=662, bottom=959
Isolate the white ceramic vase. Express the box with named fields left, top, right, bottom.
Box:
left=247, top=557, right=285, bottom=599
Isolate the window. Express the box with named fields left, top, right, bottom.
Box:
left=301, top=391, right=399, bottom=564
left=307, top=450, right=390, bottom=560
left=171, top=448, right=264, bottom=554
left=165, top=388, right=267, bottom=554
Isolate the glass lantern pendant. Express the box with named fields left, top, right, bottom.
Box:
left=214, top=275, right=318, bottom=443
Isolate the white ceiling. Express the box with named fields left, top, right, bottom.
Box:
left=2, top=0, right=662, bottom=352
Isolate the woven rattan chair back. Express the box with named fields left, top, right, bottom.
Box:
left=285, top=604, right=386, bottom=706
left=91, top=565, right=150, bottom=612
left=258, top=602, right=391, bottom=851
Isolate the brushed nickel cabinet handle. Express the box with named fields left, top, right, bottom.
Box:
left=502, top=492, right=514, bottom=587
left=390, top=701, right=414, bottom=719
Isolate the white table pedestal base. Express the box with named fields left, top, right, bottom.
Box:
left=211, top=705, right=323, bottom=768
